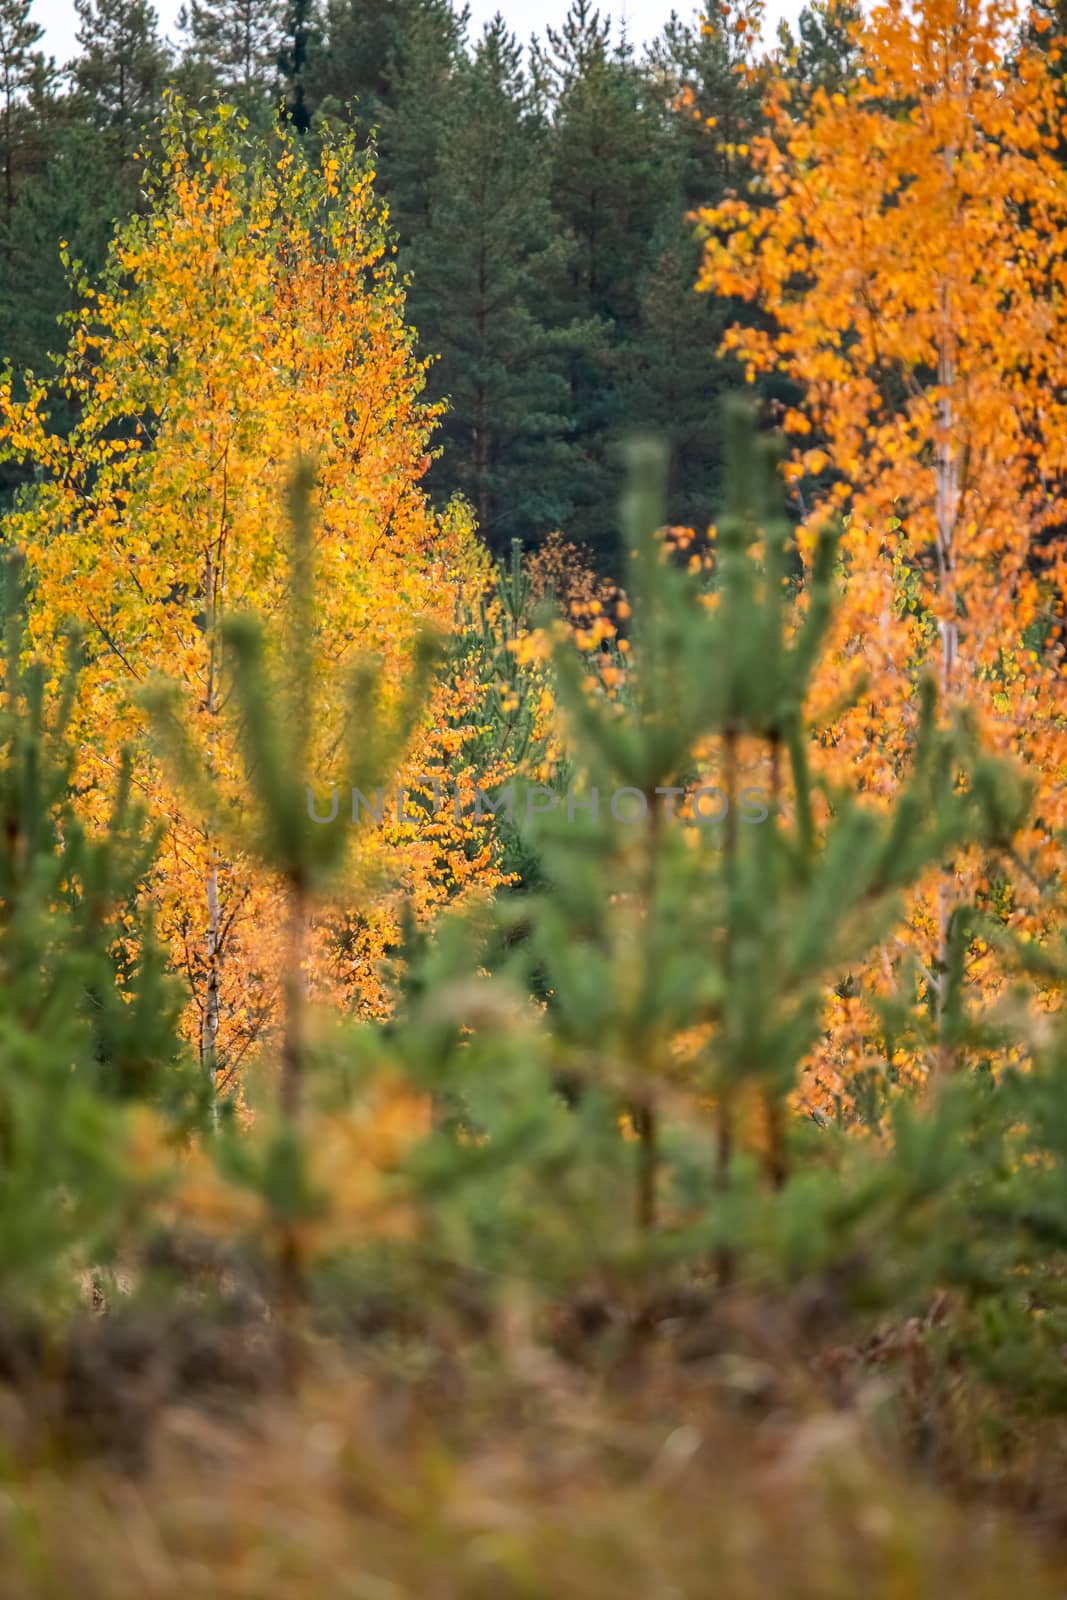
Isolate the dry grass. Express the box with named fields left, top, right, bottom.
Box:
left=1, top=1318, right=1064, bottom=1600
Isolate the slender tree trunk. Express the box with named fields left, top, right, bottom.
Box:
left=200, top=535, right=222, bottom=1117
left=200, top=448, right=228, bottom=1116
left=632, top=794, right=661, bottom=1233
left=201, top=851, right=221, bottom=1113
left=280, top=876, right=308, bottom=1124
left=714, top=1095, right=735, bottom=1285
left=760, top=734, right=788, bottom=1189
left=475, top=240, right=491, bottom=535
left=633, top=1101, right=657, bottom=1232
left=3, top=90, right=13, bottom=247
left=278, top=873, right=308, bottom=1391
left=715, top=724, right=739, bottom=1285
left=933, top=269, right=960, bottom=1078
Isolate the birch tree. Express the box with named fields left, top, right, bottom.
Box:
left=698, top=0, right=1067, bottom=1090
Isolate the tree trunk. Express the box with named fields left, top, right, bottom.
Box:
left=201, top=851, right=221, bottom=1113
left=933, top=264, right=960, bottom=1077
left=200, top=521, right=224, bottom=1117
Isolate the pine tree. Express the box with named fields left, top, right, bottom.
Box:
left=0, top=106, right=127, bottom=423
left=535, top=1, right=664, bottom=342
left=776, top=0, right=862, bottom=102
left=643, top=4, right=764, bottom=213
left=72, top=0, right=170, bottom=157
left=621, top=221, right=726, bottom=534
left=0, top=0, right=64, bottom=457
left=177, top=0, right=282, bottom=111
left=145, top=461, right=442, bottom=1379
left=365, top=0, right=467, bottom=240
left=0, top=551, right=196, bottom=1307
left=410, top=18, right=591, bottom=552
left=626, top=7, right=780, bottom=532
left=516, top=402, right=1024, bottom=1247
left=532, top=1, right=667, bottom=556
left=277, top=0, right=317, bottom=132
left=0, top=0, right=45, bottom=239
left=307, top=0, right=462, bottom=133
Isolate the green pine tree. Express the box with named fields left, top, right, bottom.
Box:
left=410, top=18, right=594, bottom=552
left=72, top=0, right=170, bottom=158
left=276, top=0, right=318, bottom=132
left=513, top=402, right=1026, bottom=1256
left=364, top=1, right=468, bottom=244
left=0, top=3, right=68, bottom=501
left=532, top=1, right=668, bottom=557
left=0, top=0, right=47, bottom=240
left=142, top=460, right=442, bottom=1378
left=620, top=219, right=726, bottom=535
left=176, top=0, right=283, bottom=113
left=643, top=7, right=763, bottom=212
left=627, top=9, right=781, bottom=533
left=307, top=0, right=463, bottom=139
left=0, top=551, right=197, bottom=1308
left=776, top=0, right=862, bottom=103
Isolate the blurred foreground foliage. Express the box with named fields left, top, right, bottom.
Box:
left=0, top=411, right=1066, bottom=1590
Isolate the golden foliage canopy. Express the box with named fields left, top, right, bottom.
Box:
left=0, top=99, right=504, bottom=1079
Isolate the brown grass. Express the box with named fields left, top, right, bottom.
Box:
left=1, top=1312, right=1064, bottom=1600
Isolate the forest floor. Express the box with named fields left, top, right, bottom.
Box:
left=1, top=1270, right=1065, bottom=1599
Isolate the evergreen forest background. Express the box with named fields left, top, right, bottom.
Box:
left=0, top=0, right=845, bottom=557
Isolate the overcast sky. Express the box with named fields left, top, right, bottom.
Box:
left=35, top=0, right=804, bottom=71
